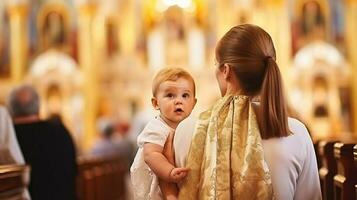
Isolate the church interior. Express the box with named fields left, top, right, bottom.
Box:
left=0, top=0, right=357, bottom=199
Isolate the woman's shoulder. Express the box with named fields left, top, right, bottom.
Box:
left=287, top=117, right=310, bottom=138
left=262, top=117, right=311, bottom=146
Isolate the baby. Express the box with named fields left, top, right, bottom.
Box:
left=130, top=67, right=197, bottom=200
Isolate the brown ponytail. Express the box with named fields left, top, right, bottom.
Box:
left=259, top=57, right=290, bottom=139
left=216, top=24, right=290, bottom=139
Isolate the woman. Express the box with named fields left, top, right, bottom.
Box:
left=163, top=24, right=321, bottom=200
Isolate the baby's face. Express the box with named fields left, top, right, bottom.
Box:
left=152, top=77, right=196, bottom=128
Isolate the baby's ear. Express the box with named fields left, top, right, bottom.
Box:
left=193, top=98, right=197, bottom=108
left=151, top=97, right=159, bottom=110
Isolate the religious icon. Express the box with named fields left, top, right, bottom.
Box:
left=291, top=0, right=326, bottom=55
left=0, top=8, right=10, bottom=77
left=106, top=19, right=120, bottom=57
left=301, top=1, right=325, bottom=37
left=43, top=11, right=66, bottom=49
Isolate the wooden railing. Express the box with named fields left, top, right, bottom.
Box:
left=76, top=155, right=127, bottom=200
left=0, top=155, right=127, bottom=200
left=353, top=145, right=357, bottom=199
left=319, top=141, right=338, bottom=200
left=0, top=164, right=29, bottom=200
left=315, top=141, right=357, bottom=200
left=333, top=143, right=357, bottom=200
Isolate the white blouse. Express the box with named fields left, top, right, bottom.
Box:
left=174, top=117, right=322, bottom=200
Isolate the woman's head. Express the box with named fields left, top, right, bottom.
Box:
left=215, top=24, right=289, bottom=139
left=215, top=24, right=275, bottom=96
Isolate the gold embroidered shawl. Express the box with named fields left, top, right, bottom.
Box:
left=178, top=95, right=274, bottom=200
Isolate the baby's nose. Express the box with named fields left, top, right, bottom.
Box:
left=174, top=98, right=183, bottom=104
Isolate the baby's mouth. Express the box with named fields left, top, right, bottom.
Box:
left=175, top=108, right=184, bottom=113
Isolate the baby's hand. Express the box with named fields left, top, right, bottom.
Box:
left=169, top=167, right=189, bottom=183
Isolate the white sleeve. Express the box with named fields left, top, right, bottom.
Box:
left=137, top=120, right=171, bottom=147
left=294, top=131, right=322, bottom=200
left=0, top=106, right=25, bottom=165
left=174, top=117, right=197, bottom=167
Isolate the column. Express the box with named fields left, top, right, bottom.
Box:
left=8, top=3, right=28, bottom=83
left=345, top=0, right=357, bottom=138
left=119, top=1, right=136, bottom=55
left=77, top=2, right=98, bottom=150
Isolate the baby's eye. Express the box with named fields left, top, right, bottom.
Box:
left=166, top=93, right=174, bottom=98
left=182, top=93, right=190, bottom=98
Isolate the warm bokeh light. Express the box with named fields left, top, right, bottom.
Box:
left=0, top=0, right=356, bottom=151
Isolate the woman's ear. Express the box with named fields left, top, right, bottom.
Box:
left=222, top=63, right=231, bottom=80
left=151, top=97, right=159, bottom=110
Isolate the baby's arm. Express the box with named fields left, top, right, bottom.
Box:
left=143, top=143, right=189, bottom=183
left=159, top=131, right=179, bottom=200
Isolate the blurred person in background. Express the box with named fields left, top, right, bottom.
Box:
left=7, top=85, right=77, bottom=200
left=91, top=118, right=120, bottom=156
left=92, top=117, right=133, bottom=165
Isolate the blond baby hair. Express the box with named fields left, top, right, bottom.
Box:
left=152, top=67, right=196, bottom=97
